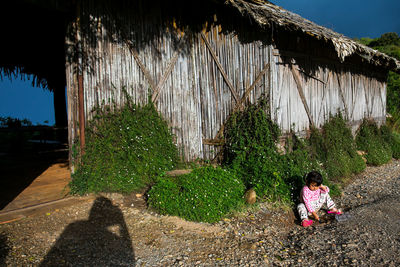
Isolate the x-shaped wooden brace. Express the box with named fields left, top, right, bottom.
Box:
left=126, top=41, right=180, bottom=105
left=201, top=32, right=270, bottom=145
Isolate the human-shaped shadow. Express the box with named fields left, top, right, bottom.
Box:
left=40, top=197, right=135, bottom=266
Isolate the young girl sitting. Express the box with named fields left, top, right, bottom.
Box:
left=297, top=171, right=341, bottom=227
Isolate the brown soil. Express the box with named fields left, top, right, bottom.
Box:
left=1, top=160, right=400, bottom=266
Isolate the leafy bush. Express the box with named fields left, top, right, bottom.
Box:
left=380, top=124, right=400, bottom=159
left=356, top=120, right=392, bottom=166
left=390, top=131, right=400, bottom=159
left=222, top=100, right=337, bottom=203
left=281, top=135, right=341, bottom=201
left=148, top=166, right=245, bottom=223
left=309, top=114, right=366, bottom=180
left=386, top=110, right=400, bottom=133
left=223, top=100, right=288, bottom=200
left=70, top=101, right=179, bottom=194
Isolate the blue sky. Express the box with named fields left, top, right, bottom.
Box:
left=0, top=76, right=55, bottom=125
left=275, top=0, right=400, bottom=38
left=1, top=0, right=399, bottom=126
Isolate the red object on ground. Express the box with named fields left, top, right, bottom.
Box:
left=302, top=219, right=314, bottom=227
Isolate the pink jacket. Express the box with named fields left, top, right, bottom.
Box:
left=300, top=185, right=329, bottom=213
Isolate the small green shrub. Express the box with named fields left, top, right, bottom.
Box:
left=381, top=124, right=400, bottom=159
left=223, top=100, right=287, bottom=199
left=70, top=100, right=179, bottom=195
left=386, top=111, right=400, bottom=133
left=309, top=114, right=366, bottom=180
left=148, top=166, right=245, bottom=223
left=356, top=120, right=392, bottom=166
left=282, top=135, right=335, bottom=201
left=390, top=132, right=400, bottom=159
left=222, top=101, right=345, bottom=204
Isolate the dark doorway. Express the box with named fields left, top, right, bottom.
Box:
left=0, top=1, right=71, bottom=211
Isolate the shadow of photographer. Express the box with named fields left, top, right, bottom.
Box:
left=40, top=196, right=135, bottom=266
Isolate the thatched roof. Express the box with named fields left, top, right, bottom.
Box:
left=2, top=0, right=399, bottom=79
left=227, top=0, right=400, bottom=73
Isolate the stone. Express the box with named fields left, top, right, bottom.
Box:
left=244, top=188, right=257, bottom=204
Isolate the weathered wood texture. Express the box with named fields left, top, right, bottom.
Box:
left=66, top=7, right=272, bottom=161
left=271, top=53, right=386, bottom=135
left=66, top=3, right=386, bottom=162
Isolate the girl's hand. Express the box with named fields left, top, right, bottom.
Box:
left=319, top=185, right=327, bottom=191
left=312, top=212, right=320, bottom=221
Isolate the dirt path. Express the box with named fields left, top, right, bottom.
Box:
left=1, top=160, right=400, bottom=266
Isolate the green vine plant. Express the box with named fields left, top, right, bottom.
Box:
left=69, top=91, right=179, bottom=195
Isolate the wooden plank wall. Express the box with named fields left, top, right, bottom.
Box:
left=66, top=3, right=386, bottom=162
left=66, top=5, right=272, bottom=161
left=271, top=53, right=386, bottom=136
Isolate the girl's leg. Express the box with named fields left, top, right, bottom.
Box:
left=325, top=193, right=336, bottom=210
left=317, top=191, right=336, bottom=211
left=297, top=203, right=309, bottom=221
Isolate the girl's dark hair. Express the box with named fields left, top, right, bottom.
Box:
left=305, top=171, right=323, bottom=186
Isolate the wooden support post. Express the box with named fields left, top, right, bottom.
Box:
left=290, top=62, right=315, bottom=128
left=76, top=0, right=85, bottom=156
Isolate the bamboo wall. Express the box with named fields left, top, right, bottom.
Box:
left=66, top=9, right=272, bottom=161
left=66, top=3, right=387, bottom=162
left=271, top=52, right=386, bottom=135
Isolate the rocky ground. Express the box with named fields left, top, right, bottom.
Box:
left=1, top=160, right=400, bottom=266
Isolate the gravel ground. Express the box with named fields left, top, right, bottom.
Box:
left=1, top=160, right=400, bottom=266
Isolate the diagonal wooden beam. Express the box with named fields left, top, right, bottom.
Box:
left=334, top=66, right=349, bottom=120
left=152, top=51, right=180, bottom=103
left=201, top=32, right=239, bottom=103
left=127, top=44, right=157, bottom=91
left=126, top=40, right=180, bottom=105
left=236, top=63, right=270, bottom=111
left=317, top=71, right=330, bottom=124
left=362, top=76, right=371, bottom=117
left=206, top=63, right=271, bottom=144
left=290, top=62, right=315, bottom=128
left=350, top=74, right=358, bottom=120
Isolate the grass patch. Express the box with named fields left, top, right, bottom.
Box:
left=148, top=166, right=245, bottom=223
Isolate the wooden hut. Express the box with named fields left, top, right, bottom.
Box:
left=3, top=0, right=400, bottom=163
